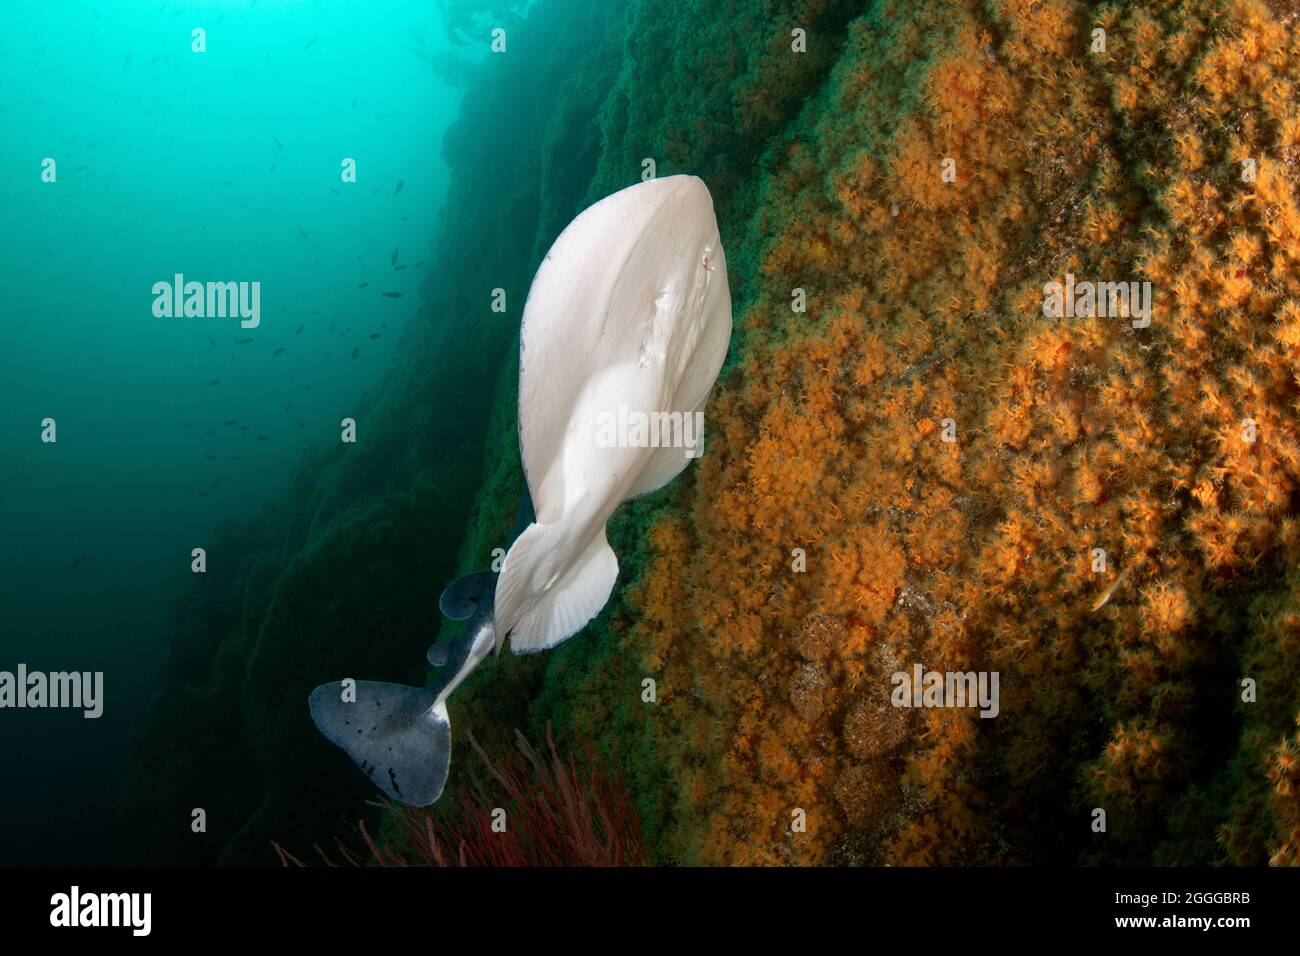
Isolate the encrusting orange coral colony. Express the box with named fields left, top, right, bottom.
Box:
left=439, top=0, right=1300, bottom=867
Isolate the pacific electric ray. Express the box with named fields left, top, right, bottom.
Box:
left=309, top=175, right=732, bottom=806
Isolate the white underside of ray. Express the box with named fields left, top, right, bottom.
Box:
left=494, top=175, right=732, bottom=654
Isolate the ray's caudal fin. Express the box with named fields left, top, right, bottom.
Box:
left=308, top=680, right=451, bottom=807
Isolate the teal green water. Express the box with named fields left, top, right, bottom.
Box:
left=0, top=0, right=480, bottom=864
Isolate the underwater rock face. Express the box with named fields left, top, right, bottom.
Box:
left=454, top=0, right=1300, bottom=868
left=128, top=0, right=1300, bottom=870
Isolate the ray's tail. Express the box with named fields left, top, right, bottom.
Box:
left=308, top=680, right=451, bottom=807
left=308, top=491, right=533, bottom=806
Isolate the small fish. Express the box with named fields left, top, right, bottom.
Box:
left=273, top=347, right=284, bottom=355
left=257, top=435, right=269, bottom=442
left=390, top=248, right=398, bottom=265
left=369, top=333, right=380, bottom=340
left=72, top=556, right=91, bottom=568
left=393, top=265, right=407, bottom=271
left=208, top=336, right=217, bottom=347
left=383, top=292, right=403, bottom=298
left=237, top=337, right=253, bottom=344
left=303, top=36, right=319, bottom=50
left=272, top=135, right=284, bottom=150
left=295, top=325, right=304, bottom=334
left=358, top=282, right=368, bottom=289
left=298, top=225, right=308, bottom=239
left=1091, top=569, right=1130, bottom=613
left=205, top=454, right=217, bottom=461
left=395, top=180, right=405, bottom=194
left=351, top=346, right=359, bottom=359
left=208, top=379, right=220, bottom=386
left=224, top=420, right=237, bottom=426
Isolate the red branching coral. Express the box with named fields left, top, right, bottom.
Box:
left=274, top=725, right=644, bottom=867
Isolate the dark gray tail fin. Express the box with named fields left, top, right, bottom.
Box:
left=308, top=680, right=451, bottom=807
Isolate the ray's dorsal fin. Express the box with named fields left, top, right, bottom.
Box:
left=438, top=570, right=495, bottom=620
left=426, top=640, right=454, bottom=668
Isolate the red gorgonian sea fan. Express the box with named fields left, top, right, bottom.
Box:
left=275, top=724, right=645, bottom=867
